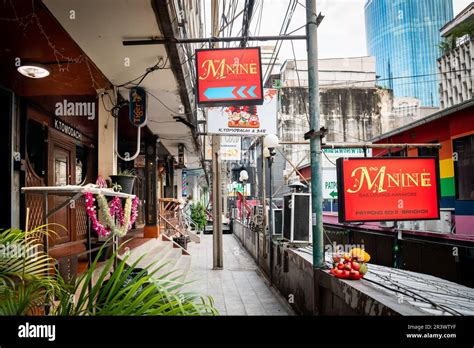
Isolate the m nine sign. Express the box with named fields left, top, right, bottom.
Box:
left=196, top=47, right=263, bottom=106
left=336, top=157, right=440, bottom=223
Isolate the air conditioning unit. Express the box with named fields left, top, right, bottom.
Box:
left=272, top=209, right=283, bottom=237
left=282, top=193, right=312, bottom=243
left=412, top=220, right=425, bottom=231
left=397, top=221, right=413, bottom=230
left=380, top=221, right=395, bottom=228
left=425, top=211, right=452, bottom=234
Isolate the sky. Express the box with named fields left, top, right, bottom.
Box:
left=203, top=0, right=472, bottom=61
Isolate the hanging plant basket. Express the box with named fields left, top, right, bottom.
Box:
left=109, top=175, right=136, bottom=194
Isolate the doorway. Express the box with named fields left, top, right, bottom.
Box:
left=48, top=135, right=75, bottom=246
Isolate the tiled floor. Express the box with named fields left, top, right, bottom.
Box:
left=185, top=233, right=293, bottom=316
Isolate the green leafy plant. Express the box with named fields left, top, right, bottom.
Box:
left=439, top=20, right=474, bottom=54
left=53, top=242, right=217, bottom=316
left=0, top=227, right=217, bottom=316
left=117, top=168, right=136, bottom=177
left=190, top=202, right=207, bottom=232
left=0, top=226, right=63, bottom=315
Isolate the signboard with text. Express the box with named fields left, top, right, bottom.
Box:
left=129, top=87, right=147, bottom=127
left=322, top=168, right=338, bottom=199
left=322, top=148, right=372, bottom=199
left=337, top=157, right=440, bottom=222
left=220, top=136, right=241, bottom=161
left=204, top=135, right=242, bottom=161
left=207, top=89, right=277, bottom=136
left=196, top=47, right=263, bottom=106
left=228, top=182, right=251, bottom=197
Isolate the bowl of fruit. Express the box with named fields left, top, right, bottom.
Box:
left=329, top=248, right=370, bottom=280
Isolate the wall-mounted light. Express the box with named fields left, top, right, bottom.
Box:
left=17, top=63, right=51, bottom=79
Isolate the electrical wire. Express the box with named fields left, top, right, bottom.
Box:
left=290, top=39, right=310, bottom=125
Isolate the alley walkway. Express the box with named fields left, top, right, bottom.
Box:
left=185, top=234, right=293, bottom=315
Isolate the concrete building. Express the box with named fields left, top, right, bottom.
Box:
left=365, top=0, right=454, bottom=107
left=438, top=3, right=474, bottom=109
left=278, top=57, right=393, bottom=181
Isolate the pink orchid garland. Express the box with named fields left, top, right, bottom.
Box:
left=84, top=192, right=140, bottom=237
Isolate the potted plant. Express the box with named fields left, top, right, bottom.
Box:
left=109, top=168, right=136, bottom=194
left=190, top=202, right=207, bottom=233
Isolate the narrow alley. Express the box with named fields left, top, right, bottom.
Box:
left=185, top=234, right=293, bottom=316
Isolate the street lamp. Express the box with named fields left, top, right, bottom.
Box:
left=239, top=170, right=249, bottom=223
left=263, top=134, right=279, bottom=284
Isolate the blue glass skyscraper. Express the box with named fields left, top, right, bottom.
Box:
left=365, top=0, right=453, bottom=107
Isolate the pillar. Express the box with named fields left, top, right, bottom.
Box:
left=144, top=135, right=160, bottom=238
left=97, top=90, right=117, bottom=177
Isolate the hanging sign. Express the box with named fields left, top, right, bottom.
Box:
left=206, top=89, right=277, bottom=136
left=322, top=168, right=338, bottom=199
left=177, top=144, right=185, bottom=168
left=129, top=87, right=147, bottom=127
left=196, top=47, right=263, bottom=106
left=337, top=157, right=440, bottom=223
left=220, top=136, right=241, bottom=161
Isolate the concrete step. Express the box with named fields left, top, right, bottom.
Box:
left=187, top=229, right=201, bottom=243
left=151, top=247, right=183, bottom=280
left=132, top=242, right=171, bottom=267
left=172, top=255, right=191, bottom=283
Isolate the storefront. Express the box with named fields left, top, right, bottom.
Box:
left=22, top=99, right=98, bottom=248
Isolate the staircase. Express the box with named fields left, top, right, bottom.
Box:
left=119, top=235, right=192, bottom=283
left=158, top=198, right=200, bottom=245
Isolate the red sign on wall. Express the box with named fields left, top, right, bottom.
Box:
left=337, top=157, right=440, bottom=222
left=196, top=47, right=263, bottom=106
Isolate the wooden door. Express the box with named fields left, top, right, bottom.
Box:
left=49, top=140, right=75, bottom=246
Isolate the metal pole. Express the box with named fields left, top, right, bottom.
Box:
left=211, top=0, right=223, bottom=269
left=261, top=140, right=267, bottom=259
left=279, top=141, right=442, bottom=149
left=307, top=0, right=324, bottom=268
left=122, top=35, right=307, bottom=46
left=268, top=157, right=273, bottom=284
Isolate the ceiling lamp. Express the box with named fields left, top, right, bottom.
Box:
left=17, top=63, right=51, bottom=79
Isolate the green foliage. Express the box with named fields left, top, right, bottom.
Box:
left=0, top=227, right=217, bottom=316
left=190, top=202, right=207, bottom=232
left=117, top=168, right=136, bottom=177
left=0, top=226, right=63, bottom=315
left=439, top=20, right=474, bottom=54
left=53, top=242, right=217, bottom=316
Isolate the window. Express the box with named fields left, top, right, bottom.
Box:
left=454, top=135, right=474, bottom=200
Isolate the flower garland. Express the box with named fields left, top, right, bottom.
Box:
left=84, top=192, right=139, bottom=237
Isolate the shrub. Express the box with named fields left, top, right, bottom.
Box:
left=190, top=202, right=207, bottom=232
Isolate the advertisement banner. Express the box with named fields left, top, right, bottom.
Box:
left=322, top=148, right=372, bottom=168
left=207, top=89, right=278, bottom=136
left=228, top=182, right=251, bottom=197
left=220, top=136, right=241, bottom=161
left=337, top=157, right=440, bottom=222
left=322, top=168, right=338, bottom=199
left=322, top=148, right=372, bottom=199
left=196, top=47, right=263, bottom=106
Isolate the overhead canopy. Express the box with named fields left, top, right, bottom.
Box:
left=43, top=0, right=201, bottom=168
